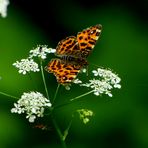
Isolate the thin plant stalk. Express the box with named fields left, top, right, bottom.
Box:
left=52, top=117, right=67, bottom=148
left=63, top=118, right=73, bottom=141
left=70, top=90, right=94, bottom=101
left=0, top=91, right=19, bottom=99
left=40, top=60, right=50, bottom=100
left=40, top=60, right=66, bottom=147
left=52, top=84, right=60, bottom=104
left=54, top=90, right=94, bottom=109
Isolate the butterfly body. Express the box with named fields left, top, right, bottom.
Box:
left=45, top=24, right=102, bottom=85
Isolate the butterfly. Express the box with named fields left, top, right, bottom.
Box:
left=45, top=24, right=102, bottom=85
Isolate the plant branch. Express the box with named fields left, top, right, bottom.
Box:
left=52, top=117, right=67, bottom=148
left=70, top=90, right=94, bottom=101
left=54, top=90, right=94, bottom=109
left=40, top=60, right=50, bottom=100
left=52, top=84, right=60, bottom=104
left=0, top=91, right=19, bottom=99
left=63, top=118, right=73, bottom=141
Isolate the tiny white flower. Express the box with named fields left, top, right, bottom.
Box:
left=114, top=84, right=121, bottom=89
left=92, top=70, right=99, bottom=76
left=11, top=103, right=22, bottom=114
left=64, top=85, right=71, bottom=90
left=73, top=78, right=82, bottom=84
left=13, top=58, right=40, bottom=75
left=0, top=0, right=9, bottom=18
left=28, top=115, right=36, bottom=123
left=31, top=108, right=37, bottom=114
left=81, top=68, right=87, bottom=73
left=29, top=45, right=56, bottom=59
left=11, top=92, right=52, bottom=123
left=94, top=91, right=99, bottom=96
left=107, top=92, right=113, bottom=97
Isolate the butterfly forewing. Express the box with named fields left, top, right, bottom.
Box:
left=77, top=24, right=102, bottom=58
left=56, top=36, right=80, bottom=57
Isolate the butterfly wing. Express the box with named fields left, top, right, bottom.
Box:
left=56, top=36, right=81, bottom=57
left=45, top=59, right=82, bottom=85
left=77, top=24, right=102, bottom=58
left=56, top=24, right=102, bottom=58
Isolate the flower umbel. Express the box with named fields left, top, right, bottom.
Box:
left=11, top=92, right=52, bottom=123
left=29, top=45, right=56, bottom=60
left=13, top=58, right=40, bottom=74
left=0, top=0, right=9, bottom=18
left=92, top=68, right=121, bottom=89
left=77, top=109, right=93, bottom=124
left=80, top=68, right=121, bottom=97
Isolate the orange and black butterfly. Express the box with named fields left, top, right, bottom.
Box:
left=45, top=24, right=102, bottom=85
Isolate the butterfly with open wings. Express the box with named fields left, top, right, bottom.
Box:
left=45, top=24, right=102, bottom=85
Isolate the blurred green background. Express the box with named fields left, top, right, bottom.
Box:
left=0, top=0, right=148, bottom=148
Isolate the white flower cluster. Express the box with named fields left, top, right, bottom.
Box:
left=29, top=45, right=56, bottom=59
left=0, top=0, right=9, bottom=18
left=92, top=68, right=121, bottom=89
left=77, top=109, right=93, bottom=124
left=13, top=45, right=55, bottom=75
left=75, top=68, right=121, bottom=97
left=11, top=92, right=52, bottom=123
left=13, top=59, right=39, bottom=74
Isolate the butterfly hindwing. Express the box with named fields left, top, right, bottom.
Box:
left=45, top=59, right=82, bottom=85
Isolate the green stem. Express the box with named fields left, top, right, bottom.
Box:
left=52, top=84, right=60, bottom=104
left=54, top=90, right=94, bottom=109
left=0, top=91, right=19, bottom=99
left=40, top=60, right=66, bottom=147
left=63, top=119, right=73, bottom=141
left=52, top=117, right=67, bottom=148
left=40, top=60, right=50, bottom=100
left=70, top=90, right=94, bottom=101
